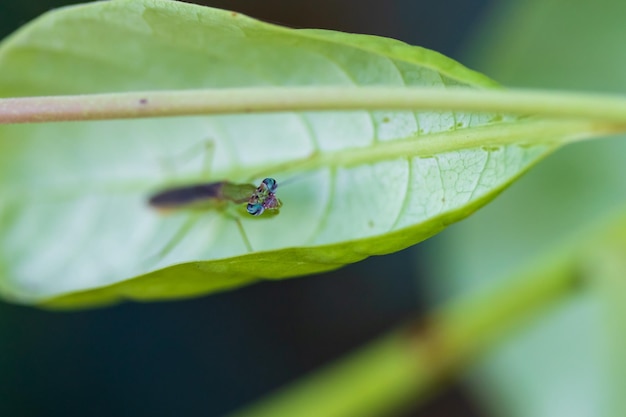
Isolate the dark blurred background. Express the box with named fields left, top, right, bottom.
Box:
left=0, top=1, right=489, bottom=416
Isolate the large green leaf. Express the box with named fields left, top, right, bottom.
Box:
left=0, top=0, right=554, bottom=308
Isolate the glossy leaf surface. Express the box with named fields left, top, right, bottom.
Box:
left=0, top=0, right=552, bottom=308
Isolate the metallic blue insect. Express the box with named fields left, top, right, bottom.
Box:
left=149, top=177, right=282, bottom=216
left=147, top=177, right=282, bottom=256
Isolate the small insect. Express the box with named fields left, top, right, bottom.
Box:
left=148, top=177, right=282, bottom=216
left=147, top=177, right=282, bottom=257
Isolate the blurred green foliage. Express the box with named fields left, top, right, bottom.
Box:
left=427, top=0, right=626, bottom=416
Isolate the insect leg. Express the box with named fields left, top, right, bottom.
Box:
left=230, top=215, right=253, bottom=253
left=158, top=138, right=216, bottom=179
left=196, top=139, right=256, bottom=252
left=144, top=213, right=202, bottom=266
left=200, top=139, right=215, bottom=180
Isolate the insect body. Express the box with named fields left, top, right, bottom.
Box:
left=147, top=177, right=282, bottom=256
left=149, top=177, right=282, bottom=216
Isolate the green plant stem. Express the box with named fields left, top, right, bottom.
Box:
left=3, top=87, right=626, bottom=124
left=228, top=257, right=578, bottom=417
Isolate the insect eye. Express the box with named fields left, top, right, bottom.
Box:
left=262, top=178, right=278, bottom=193
left=247, top=203, right=264, bottom=216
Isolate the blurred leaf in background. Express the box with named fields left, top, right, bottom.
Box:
left=425, top=0, right=626, bottom=416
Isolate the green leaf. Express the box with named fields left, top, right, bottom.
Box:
left=0, top=0, right=554, bottom=308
